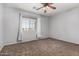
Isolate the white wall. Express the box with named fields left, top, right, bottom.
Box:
left=3, top=6, right=49, bottom=45
left=3, top=6, right=19, bottom=45
left=40, top=16, right=49, bottom=38
left=0, top=4, right=3, bottom=50
left=49, top=6, right=79, bottom=44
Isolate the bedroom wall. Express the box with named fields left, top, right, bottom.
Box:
left=0, top=4, right=3, bottom=50
left=49, top=6, right=79, bottom=44
left=3, top=5, right=49, bottom=45
left=40, top=16, right=49, bottom=38
left=3, top=6, right=19, bottom=45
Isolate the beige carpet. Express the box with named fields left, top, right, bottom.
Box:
left=0, top=38, right=79, bottom=56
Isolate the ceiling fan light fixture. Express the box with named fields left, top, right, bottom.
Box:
left=33, top=3, right=56, bottom=13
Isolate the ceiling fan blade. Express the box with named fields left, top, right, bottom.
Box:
left=48, top=5, right=56, bottom=9
left=36, top=6, right=44, bottom=10
left=48, top=3, right=54, bottom=5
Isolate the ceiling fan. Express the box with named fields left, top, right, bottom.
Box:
left=33, top=3, right=56, bottom=13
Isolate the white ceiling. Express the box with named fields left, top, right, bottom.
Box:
left=5, top=3, right=79, bottom=16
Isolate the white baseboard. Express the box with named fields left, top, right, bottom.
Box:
left=4, top=41, right=17, bottom=46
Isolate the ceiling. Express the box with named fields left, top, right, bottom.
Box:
left=5, top=3, right=79, bottom=16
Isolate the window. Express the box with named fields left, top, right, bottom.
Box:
left=22, top=17, right=36, bottom=31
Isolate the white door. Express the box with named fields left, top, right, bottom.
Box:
left=21, top=17, right=37, bottom=42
